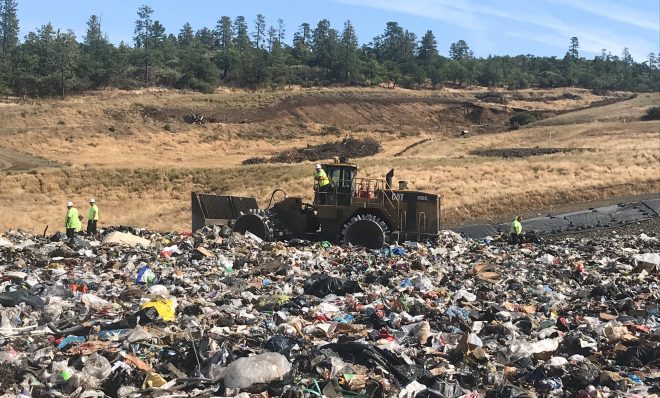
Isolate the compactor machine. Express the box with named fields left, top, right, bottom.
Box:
left=192, top=160, right=440, bottom=249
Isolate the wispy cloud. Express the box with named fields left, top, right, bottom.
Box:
left=332, top=0, right=657, bottom=59
left=334, top=0, right=484, bottom=31
left=546, top=0, right=659, bottom=31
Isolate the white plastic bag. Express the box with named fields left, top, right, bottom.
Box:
left=212, top=352, right=291, bottom=389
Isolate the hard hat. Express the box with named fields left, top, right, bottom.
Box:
left=89, top=198, right=96, bottom=203
left=66, top=201, right=73, bottom=207
left=315, top=164, right=322, bottom=169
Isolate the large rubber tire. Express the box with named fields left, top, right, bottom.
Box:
left=233, top=209, right=275, bottom=242
left=342, top=214, right=388, bottom=249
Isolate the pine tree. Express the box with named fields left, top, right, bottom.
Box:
left=0, top=0, right=18, bottom=57
left=178, top=23, right=194, bottom=47
left=267, top=26, right=277, bottom=53
left=568, top=37, right=579, bottom=58
left=233, top=16, right=250, bottom=51
left=312, top=19, right=338, bottom=73
left=418, top=30, right=438, bottom=64
left=292, top=22, right=311, bottom=63
left=134, top=5, right=154, bottom=83
left=81, top=14, right=115, bottom=89
left=449, top=40, right=473, bottom=60
left=277, top=18, right=285, bottom=44
left=253, top=14, right=265, bottom=49
left=216, top=16, right=232, bottom=49
left=339, top=20, right=358, bottom=83
left=56, top=29, right=79, bottom=97
left=0, top=0, right=19, bottom=91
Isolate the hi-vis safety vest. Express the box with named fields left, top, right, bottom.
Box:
left=65, top=208, right=81, bottom=231
left=315, top=169, right=330, bottom=187
left=511, top=219, right=522, bottom=235
left=89, top=205, right=99, bottom=221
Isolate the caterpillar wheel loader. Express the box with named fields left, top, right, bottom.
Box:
left=191, top=160, right=440, bottom=249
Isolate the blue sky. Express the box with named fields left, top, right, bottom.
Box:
left=17, top=0, right=659, bottom=61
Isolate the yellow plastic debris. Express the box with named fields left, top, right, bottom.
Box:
left=140, top=299, right=176, bottom=322
left=143, top=371, right=167, bottom=389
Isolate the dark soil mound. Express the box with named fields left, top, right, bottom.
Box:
left=471, top=147, right=586, bottom=158
left=243, top=137, right=381, bottom=164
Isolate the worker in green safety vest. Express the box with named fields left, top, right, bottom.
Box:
left=64, top=201, right=82, bottom=239
left=314, top=164, right=331, bottom=205
left=87, top=198, right=99, bottom=238
left=510, top=216, right=523, bottom=245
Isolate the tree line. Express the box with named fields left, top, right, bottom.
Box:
left=0, top=1, right=658, bottom=97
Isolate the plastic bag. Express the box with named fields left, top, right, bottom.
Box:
left=82, top=293, right=112, bottom=310
left=136, top=264, right=156, bottom=285
left=127, top=324, right=153, bottom=343
left=81, top=353, right=112, bottom=388
left=214, top=352, right=291, bottom=389
left=303, top=274, right=362, bottom=298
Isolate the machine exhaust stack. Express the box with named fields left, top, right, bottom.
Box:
left=385, top=169, right=394, bottom=189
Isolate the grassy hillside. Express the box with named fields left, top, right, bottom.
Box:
left=0, top=87, right=657, bottom=233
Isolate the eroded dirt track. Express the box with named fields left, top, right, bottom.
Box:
left=0, top=148, right=59, bottom=171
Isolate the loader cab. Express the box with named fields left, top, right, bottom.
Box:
left=314, top=163, right=357, bottom=207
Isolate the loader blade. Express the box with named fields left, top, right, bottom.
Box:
left=191, top=192, right=258, bottom=232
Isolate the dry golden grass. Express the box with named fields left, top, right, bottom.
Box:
left=0, top=87, right=658, bottom=233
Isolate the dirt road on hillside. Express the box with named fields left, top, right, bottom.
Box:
left=0, top=148, right=60, bottom=171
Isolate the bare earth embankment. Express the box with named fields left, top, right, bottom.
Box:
left=0, top=87, right=657, bottom=233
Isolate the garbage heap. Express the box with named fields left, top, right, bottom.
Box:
left=0, top=225, right=658, bottom=398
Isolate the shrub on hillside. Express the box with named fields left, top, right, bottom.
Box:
left=509, top=112, right=538, bottom=129
left=641, top=107, right=660, bottom=121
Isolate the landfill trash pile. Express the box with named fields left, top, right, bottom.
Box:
left=0, top=222, right=658, bottom=397
left=242, top=137, right=381, bottom=165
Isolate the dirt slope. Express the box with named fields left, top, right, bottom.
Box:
left=0, top=87, right=656, bottom=233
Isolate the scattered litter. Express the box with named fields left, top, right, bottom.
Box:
left=0, top=222, right=657, bottom=396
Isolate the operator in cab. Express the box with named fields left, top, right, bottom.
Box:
left=314, top=163, right=330, bottom=204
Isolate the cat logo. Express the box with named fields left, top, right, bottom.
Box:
left=391, top=192, right=404, bottom=201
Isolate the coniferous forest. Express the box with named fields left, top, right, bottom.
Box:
left=0, top=1, right=658, bottom=97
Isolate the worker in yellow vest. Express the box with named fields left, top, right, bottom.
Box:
left=64, top=201, right=81, bottom=239
left=87, top=198, right=99, bottom=237
left=314, top=164, right=331, bottom=205
left=510, top=216, right=523, bottom=245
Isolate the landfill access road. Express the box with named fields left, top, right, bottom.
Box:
left=453, top=197, right=660, bottom=240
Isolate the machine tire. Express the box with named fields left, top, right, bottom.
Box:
left=342, top=214, right=388, bottom=249
left=233, top=209, right=275, bottom=242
